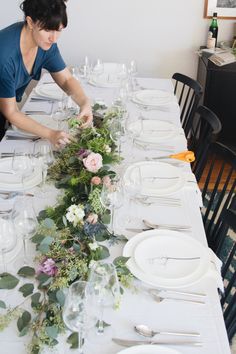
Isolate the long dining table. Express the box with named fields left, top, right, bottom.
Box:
left=0, top=70, right=232, bottom=354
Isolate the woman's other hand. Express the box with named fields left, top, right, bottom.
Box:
left=49, top=130, right=71, bottom=148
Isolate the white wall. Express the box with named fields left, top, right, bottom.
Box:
left=0, top=0, right=235, bottom=78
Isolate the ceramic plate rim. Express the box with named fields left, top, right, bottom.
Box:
left=123, top=229, right=210, bottom=288
left=116, top=344, right=181, bottom=354
left=123, top=161, right=185, bottom=196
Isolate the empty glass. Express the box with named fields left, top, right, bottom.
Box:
left=12, top=196, right=38, bottom=264
left=87, top=261, right=120, bottom=335
left=33, top=141, right=54, bottom=195
left=100, top=178, right=123, bottom=234
left=125, top=112, right=143, bottom=160
left=0, top=213, right=16, bottom=272
left=63, top=281, right=98, bottom=354
left=11, top=152, right=33, bottom=193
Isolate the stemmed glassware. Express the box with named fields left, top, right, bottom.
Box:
left=0, top=213, right=17, bottom=272
left=129, top=59, right=138, bottom=90
left=125, top=111, right=143, bottom=160
left=109, top=118, right=125, bottom=158
left=100, top=177, right=123, bottom=234
left=12, top=196, right=38, bottom=264
left=63, top=280, right=98, bottom=354
left=33, top=141, right=54, bottom=195
left=11, top=151, right=33, bottom=194
left=87, top=261, right=120, bottom=336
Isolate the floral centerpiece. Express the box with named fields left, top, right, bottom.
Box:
left=0, top=104, right=133, bottom=354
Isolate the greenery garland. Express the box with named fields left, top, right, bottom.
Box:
left=0, top=104, right=133, bottom=354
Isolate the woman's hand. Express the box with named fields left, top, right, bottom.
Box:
left=77, top=102, right=93, bottom=129
left=48, top=130, right=71, bottom=148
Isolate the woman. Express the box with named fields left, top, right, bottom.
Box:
left=0, top=0, right=93, bottom=146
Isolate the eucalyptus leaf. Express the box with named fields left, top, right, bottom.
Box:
left=46, top=326, right=58, bottom=339
left=17, top=266, right=35, bottom=278
left=43, top=218, right=55, bottom=229
left=38, top=243, right=50, bottom=254
left=31, top=292, right=41, bottom=308
left=19, top=325, right=29, bottom=337
left=31, top=233, right=45, bottom=244
left=97, top=245, right=110, bottom=260
left=62, top=215, right=67, bottom=227
left=113, top=256, right=130, bottom=266
left=19, top=283, right=34, bottom=297
left=56, top=290, right=65, bottom=306
left=40, top=236, right=54, bottom=246
left=101, top=212, right=111, bottom=225
left=17, top=310, right=31, bottom=332
left=67, top=332, right=78, bottom=349
left=0, top=273, right=19, bottom=289
left=0, top=300, right=6, bottom=309
left=96, top=320, right=111, bottom=328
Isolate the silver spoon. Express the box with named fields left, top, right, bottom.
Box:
left=151, top=293, right=204, bottom=305
left=134, top=324, right=200, bottom=338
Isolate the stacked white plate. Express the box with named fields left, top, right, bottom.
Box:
left=0, top=157, right=42, bottom=191
left=132, top=89, right=176, bottom=107
left=123, top=229, right=210, bottom=288
left=89, top=62, right=126, bottom=87
left=34, top=83, right=64, bottom=100
left=128, top=120, right=182, bottom=144
left=123, top=161, right=185, bottom=196
left=117, top=345, right=181, bottom=354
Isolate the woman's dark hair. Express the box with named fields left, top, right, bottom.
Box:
left=20, top=0, right=68, bottom=30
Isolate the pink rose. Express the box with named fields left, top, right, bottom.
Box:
left=86, top=213, right=98, bottom=224
left=83, top=153, right=103, bottom=173
left=102, top=175, right=111, bottom=187
left=91, top=176, right=102, bottom=185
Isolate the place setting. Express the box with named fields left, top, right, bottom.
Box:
left=131, top=89, right=179, bottom=112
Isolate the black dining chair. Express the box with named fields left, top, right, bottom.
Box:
left=188, top=105, right=222, bottom=182
left=200, top=142, right=236, bottom=252
left=172, top=72, right=203, bottom=136
left=213, top=195, right=236, bottom=342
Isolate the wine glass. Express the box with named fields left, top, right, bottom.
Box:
left=109, top=118, right=124, bottom=158
left=125, top=112, right=143, bottom=160
left=100, top=178, right=123, bottom=234
left=129, top=59, right=138, bottom=90
left=33, top=141, right=54, bottom=195
left=63, top=280, right=98, bottom=354
left=0, top=213, right=17, bottom=272
left=11, top=152, right=33, bottom=194
left=12, top=196, right=38, bottom=264
left=87, top=261, right=120, bottom=336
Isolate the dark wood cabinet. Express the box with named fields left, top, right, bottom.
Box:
left=197, top=53, right=236, bottom=148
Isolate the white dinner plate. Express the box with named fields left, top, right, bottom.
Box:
left=34, top=83, right=64, bottom=100
left=0, top=157, right=42, bottom=191
left=12, top=115, right=58, bottom=137
left=123, top=161, right=185, bottom=196
left=116, top=344, right=181, bottom=354
left=132, top=90, right=176, bottom=107
left=123, top=229, right=211, bottom=288
left=128, top=120, right=180, bottom=143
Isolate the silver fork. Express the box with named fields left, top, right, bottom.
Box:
left=143, top=219, right=191, bottom=231
left=148, top=255, right=201, bottom=265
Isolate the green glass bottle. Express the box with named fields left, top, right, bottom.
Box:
left=207, top=12, right=218, bottom=48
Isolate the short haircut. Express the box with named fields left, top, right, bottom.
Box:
left=20, top=0, right=68, bottom=30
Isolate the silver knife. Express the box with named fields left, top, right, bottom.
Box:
left=112, top=338, right=203, bottom=347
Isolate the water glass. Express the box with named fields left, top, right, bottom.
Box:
left=87, top=261, right=120, bottom=335
left=100, top=178, right=123, bottom=233
left=0, top=213, right=16, bottom=272
left=63, top=281, right=98, bottom=354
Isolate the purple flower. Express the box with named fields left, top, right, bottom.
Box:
left=76, top=149, right=91, bottom=160
left=38, top=258, right=58, bottom=276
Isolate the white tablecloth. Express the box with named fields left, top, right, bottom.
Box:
left=0, top=73, right=231, bottom=354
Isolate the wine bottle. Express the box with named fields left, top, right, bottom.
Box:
left=207, top=12, right=218, bottom=49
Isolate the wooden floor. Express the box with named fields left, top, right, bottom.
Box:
left=198, top=156, right=236, bottom=191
